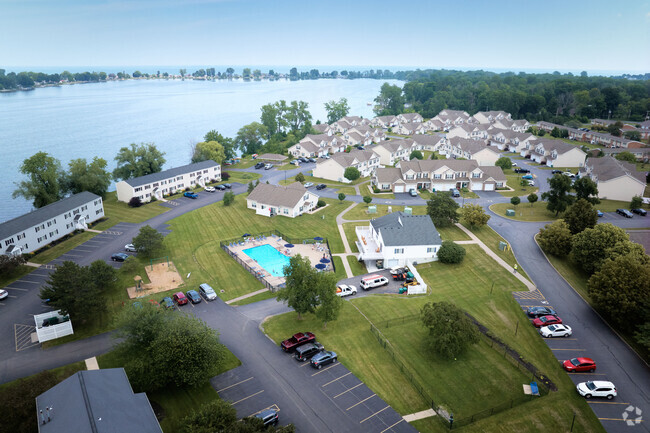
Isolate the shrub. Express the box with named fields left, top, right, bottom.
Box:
left=223, top=191, right=235, bottom=206
left=184, top=187, right=191, bottom=192
left=372, top=185, right=380, bottom=193
left=221, top=172, right=230, bottom=180
left=495, top=157, right=512, bottom=170
left=295, top=172, right=305, bottom=183
left=409, top=150, right=423, bottom=160
left=128, top=197, right=142, bottom=208
left=510, top=196, right=521, bottom=206
left=149, top=196, right=157, bottom=202
left=317, top=199, right=326, bottom=208
left=437, top=241, right=466, bottom=264
left=363, top=195, right=372, bottom=205
left=344, top=166, right=360, bottom=181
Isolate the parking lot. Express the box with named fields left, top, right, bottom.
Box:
left=336, top=269, right=409, bottom=297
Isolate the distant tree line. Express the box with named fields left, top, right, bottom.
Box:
left=0, top=69, right=107, bottom=90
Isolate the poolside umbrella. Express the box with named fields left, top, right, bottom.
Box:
left=315, top=263, right=327, bottom=269
left=320, top=258, right=331, bottom=263
left=242, top=233, right=251, bottom=237
left=314, top=236, right=324, bottom=241
left=284, top=243, right=294, bottom=248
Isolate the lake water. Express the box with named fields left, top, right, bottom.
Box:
left=0, top=78, right=397, bottom=223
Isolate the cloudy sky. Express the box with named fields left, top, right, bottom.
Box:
left=1, top=0, right=649, bottom=73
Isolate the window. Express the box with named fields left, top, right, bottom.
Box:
left=73, top=209, right=80, bottom=215
left=251, top=202, right=256, bottom=208
left=284, top=209, right=289, bottom=215
left=394, top=248, right=404, bottom=254
left=4, top=238, right=14, bottom=246
left=445, top=174, right=454, bottom=179
left=144, top=185, right=151, bottom=189
left=472, top=172, right=481, bottom=178
left=203, top=170, right=208, bottom=174
left=47, top=221, right=52, bottom=227
left=427, top=247, right=436, bottom=253
left=135, top=187, right=143, bottom=192
left=96, top=209, right=102, bottom=215
left=434, top=174, right=441, bottom=179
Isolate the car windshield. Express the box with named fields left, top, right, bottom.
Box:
left=586, top=381, right=596, bottom=391
left=570, top=358, right=580, bottom=366
left=548, top=325, right=557, bottom=331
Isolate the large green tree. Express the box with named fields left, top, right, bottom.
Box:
left=276, top=254, right=320, bottom=319
left=437, top=241, right=466, bottom=264
left=324, top=98, right=350, bottom=124
left=132, top=225, right=165, bottom=258
left=204, top=130, right=237, bottom=160
left=65, top=156, right=112, bottom=197
left=344, top=167, right=360, bottom=181
left=542, top=174, right=574, bottom=216
left=460, top=204, right=490, bottom=228
left=13, top=152, right=67, bottom=208
left=495, top=157, right=512, bottom=170
left=421, top=301, right=480, bottom=359
left=572, top=176, right=599, bottom=204
left=235, top=122, right=268, bottom=155
left=427, top=193, right=459, bottom=227
left=315, top=272, right=342, bottom=328
left=191, top=141, right=226, bottom=164
left=374, top=83, right=404, bottom=115
left=563, top=199, right=598, bottom=234
left=570, top=223, right=630, bottom=274
left=112, top=143, right=166, bottom=181
left=537, top=220, right=573, bottom=257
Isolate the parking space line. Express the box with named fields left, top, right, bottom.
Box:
left=568, top=372, right=606, bottom=375
left=5, top=286, right=28, bottom=291
left=231, top=390, right=264, bottom=405
left=322, top=372, right=352, bottom=387
left=360, top=406, right=389, bottom=423
left=599, top=417, right=643, bottom=422
left=334, top=383, right=363, bottom=398
left=311, top=363, right=342, bottom=376
left=17, top=280, right=42, bottom=284
left=249, top=404, right=280, bottom=418
left=588, top=401, right=630, bottom=405
left=299, top=361, right=313, bottom=368
left=380, top=419, right=405, bottom=433
left=217, top=376, right=254, bottom=393
left=550, top=348, right=584, bottom=351
left=347, top=394, right=376, bottom=411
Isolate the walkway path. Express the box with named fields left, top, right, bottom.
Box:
left=225, top=288, right=268, bottom=305
left=334, top=202, right=363, bottom=278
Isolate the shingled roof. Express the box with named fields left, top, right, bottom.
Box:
left=370, top=212, right=441, bottom=247
left=247, top=182, right=314, bottom=208
left=584, top=157, right=646, bottom=183
left=122, top=160, right=218, bottom=187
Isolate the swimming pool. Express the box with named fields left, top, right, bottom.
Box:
left=242, top=244, right=291, bottom=277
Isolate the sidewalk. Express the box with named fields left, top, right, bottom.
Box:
left=334, top=203, right=362, bottom=278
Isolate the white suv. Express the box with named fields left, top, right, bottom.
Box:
left=576, top=381, right=616, bottom=399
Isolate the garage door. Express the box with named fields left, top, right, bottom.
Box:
left=484, top=183, right=495, bottom=191
left=394, top=185, right=405, bottom=193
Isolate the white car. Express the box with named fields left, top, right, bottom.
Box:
left=0, top=289, right=8, bottom=300
left=264, top=163, right=273, bottom=170
left=124, top=243, right=137, bottom=252
left=527, top=180, right=535, bottom=186
left=539, top=324, right=572, bottom=338
left=576, top=381, right=617, bottom=399
left=336, top=284, right=357, bottom=297
left=304, top=182, right=314, bottom=188
left=204, top=186, right=216, bottom=192
left=562, top=172, right=575, bottom=178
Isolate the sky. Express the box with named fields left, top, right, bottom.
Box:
left=1, top=0, right=649, bottom=74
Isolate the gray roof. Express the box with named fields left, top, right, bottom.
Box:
left=247, top=182, right=315, bottom=208
left=313, top=123, right=330, bottom=133
left=123, top=160, right=219, bottom=187
left=584, top=157, right=646, bottom=183
left=0, top=191, right=99, bottom=238
left=374, top=167, right=402, bottom=184
left=258, top=153, right=288, bottom=161
left=449, top=137, right=490, bottom=154
left=412, top=134, right=444, bottom=146
left=371, top=212, right=441, bottom=247
left=36, top=368, right=162, bottom=433
left=373, top=138, right=414, bottom=153
left=330, top=149, right=378, bottom=167
left=400, top=113, right=423, bottom=121
left=479, top=165, right=507, bottom=181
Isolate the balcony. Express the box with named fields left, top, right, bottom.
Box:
left=355, top=226, right=383, bottom=260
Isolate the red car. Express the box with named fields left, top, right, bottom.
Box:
left=281, top=332, right=316, bottom=352
left=532, top=315, right=562, bottom=328
left=563, top=357, right=596, bottom=373
left=173, top=292, right=188, bottom=305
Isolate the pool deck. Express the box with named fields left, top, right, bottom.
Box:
left=225, top=235, right=332, bottom=288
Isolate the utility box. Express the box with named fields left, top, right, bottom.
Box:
left=499, top=241, right=508, bottom=251
left=506, top=209, right=516, bottom=216
left=403, top=206, right=412, bottom=215
left=368, top=205, right=377, bottom=214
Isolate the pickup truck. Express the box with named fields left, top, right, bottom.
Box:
left=183, top=192, right=198, bottom=199
left=281, top=332, right=316, bottom=352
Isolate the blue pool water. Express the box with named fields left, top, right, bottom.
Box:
left=243, top=244, right=291, bottom=277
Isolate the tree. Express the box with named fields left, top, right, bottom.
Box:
left=344, top=167, right=360, bottom=181
left=573, top=176, right=599, bottom=204
left=373, top=83, right=404, bottom=115
left=510, top=196, right=520, bottom=207
left=247, top=182, right=255, bottom=193
left=0, top=254, right=26, bottom=276
left=286, top=101, right=312, bottom=131
left=235, top=122, right=268, bottom=155
left=324, top=98, right=350, bottom=124
left=204, top=130, right=236, bottom=160
left=0, top=370, right=60, bottom=433
left=630, top=195, right=643, bottom=209
left=587, top=253, right=650, bottom=331
left=495, top=157, right=512, bottom=170
left=276, top=255, right=319, bottom=319
left=542, top=174, right=574, bottom=216
left=88, top=260, right=117, bottom=291
left=39, top=261, right=105, bottom=322
left=571, top=223, right=630, bottom=274
left=132, top=225, right=164, bottom=258
left=223, top=191, right=235, bottom=206
left=113, top=143, right=166, bottom=181
left=421, top=301, right=480, bottom=359
left=537, top=220, right=573, bottom=257
left=315, top=272, right=342, bottom=328
left=437, top=241, right=466, bottom=264
left=191, top=141, right=226, bottom=165
left=180, top=399, right=239, bottom=433
left=338, top=192, right=346, bottom=202
left=426, top=193, right=459, bottom=227
left=295, top=172, right=305, bottom=183
left=624, top=131, right=641, bottom=141
left=460, top=204, right=490, bottom=228
left=13, top=152, right=67, bottom=208
left=563, top=199, right=597, bottom=234
left=527, top=193, right=538, bottom=206
left=409, top=150, right=423, bottom=160
left=430, top=152, right=438, bottom=159
left=363, top=196, right=372, bottom=205
left=115, top=305, right=225, bottom=391
left=65, top=157, right=112, bottom=197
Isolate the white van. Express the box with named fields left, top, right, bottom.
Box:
left=359, top=274, right=389, bottom=291
left=199, top=283, right=217, bottom=301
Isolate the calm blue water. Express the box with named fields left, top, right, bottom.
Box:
left=243, top=244, right=290, bottom=277
left=0, top=78, right=396, bottom=222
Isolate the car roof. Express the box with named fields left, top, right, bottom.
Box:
left=575, top=357, right=594, bottom=363
left=187, top=290, right=199, bottom=295
left=587, top=380, right=614, bottom=387
left=175, top=292, right=186, bottom=297
left=257, top=409, right=277, bottom=418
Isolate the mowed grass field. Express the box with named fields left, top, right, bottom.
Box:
left=164, top=196, right=350, bottom=301
left=264, top=245, right=604, bottom=432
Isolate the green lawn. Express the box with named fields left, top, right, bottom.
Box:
left=490, top=202, right=557, bottom=222
left=437, top=224, right=471, bottom=241
left=220, top=171, right=261, bottom=185
left=29, top=231, right=98, bottom=264
left=363, top=184, right=395, bottom=199
left=228, top=290, right=276, bottom=306
left=346, top=255, right=367, bottom=276
left=277, top=163, right=297, bottom=170
left=280, top=174, right=366, bottom=187
left=497, top=170, right=539, bottom=198
left=0, top=265, right=35, bottom=289
left=97, top=191, right=169, bottom=229
left=342, top=223, right=361, bottom=253
left=343, top=203, right=428, bottom=221
left=331, top=256, right=347, bottom=281
left=336, top=186, right=357, bottom=196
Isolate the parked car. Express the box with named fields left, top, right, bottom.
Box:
left=409, top=189, right=418, bottom=197
left=173, top=292, right=188, bottom=305
left=310, top=351, right=337, bottom=369
left=186, top=290, right=201, bottom=304
left=255, top=409, right=279, bottom=427
left=264, top=163, right=273, bottom=170
left=124, top=243, right=137, bottom=252
left=616, top=209, right=634, bottom=218
left=563, top=357, right=596, bottom=373
left=281, top=332, right=316, bottom=352
left=533, top=315, right=562, bottom=328
left=254, top=162, right=265, bottom=169
left=562, top=172, right=575, bottom=178
left=631, top=208, right=647, bottom=216
left=111, top=253, right=129, bottom=262
left=291, top=160, right=300, bottom=165
left=336, top=284, right=357, bottom=297
left=360, top=274, right=389, bottom=290
left=522, top=174, right=533, bottom=180
left=308, top=158, right=316, bottom=163
left=204, top=186, right=216, bottom=193
left=299, top=157, right=308, bottom=163
left=0, top=289, right=8, bottom=300
left=160, top=297, right=174, bottom=309
left=551, top=170, right=563, bottom=174
left=450, top=188, right=461, bottom=197
left=199, top=283, right=217, bottom=301
left=527, top=180, right=535, bottom=186
left=223, top=183, right=232, bottom=189
left=514, top=168, right=530, bottom=173
left=526, top=306, right=557, bottom=318
left=294, top=342, right=324, bottom=361
left=304, top=182, right=314, bottom=188
left=576, top=381, right=616, bottom=399
left=183, top=192, right=198, bottom=199
left=596, top=210, right=604, bottom=217
left=216, top=184, right=226, bottom=191
left=316, top=184, right=327, bottom=190
left=539, top=324, right=572, bottom=338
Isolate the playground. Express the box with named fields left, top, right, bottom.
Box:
left=127, top=258, right=185, bottom=299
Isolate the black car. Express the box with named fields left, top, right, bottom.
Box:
left=223, top=183, right=232, bottom=189
left=631, top=208, right=647, bottom=216
left=255, top=162, right=265, bottom=169
left=185, top=290, right=202, bottom=304
left=310, top=350, right=337, bottom=369
left=299, top=157, right=308, bottom=163
left=255, top=409, right=279, bottom=427
left=551, top=170, right=563, bottom=174
left=308, top=158, right=316, bottom=163
left=616, top=208, right=633, bottom=218
left=111, top=253, right=129, bottom=262
left=526, top=306, right=557, bottom=318
left=514, top=168, right=531, bottom=174
left=294, top=342, right=324, bottom=361
left=216, top=184, right=227, bottom=191
left=316, top=184, right=327, bottom=190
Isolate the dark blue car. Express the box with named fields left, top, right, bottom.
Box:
left=186, top=290, right=202, bottom=304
